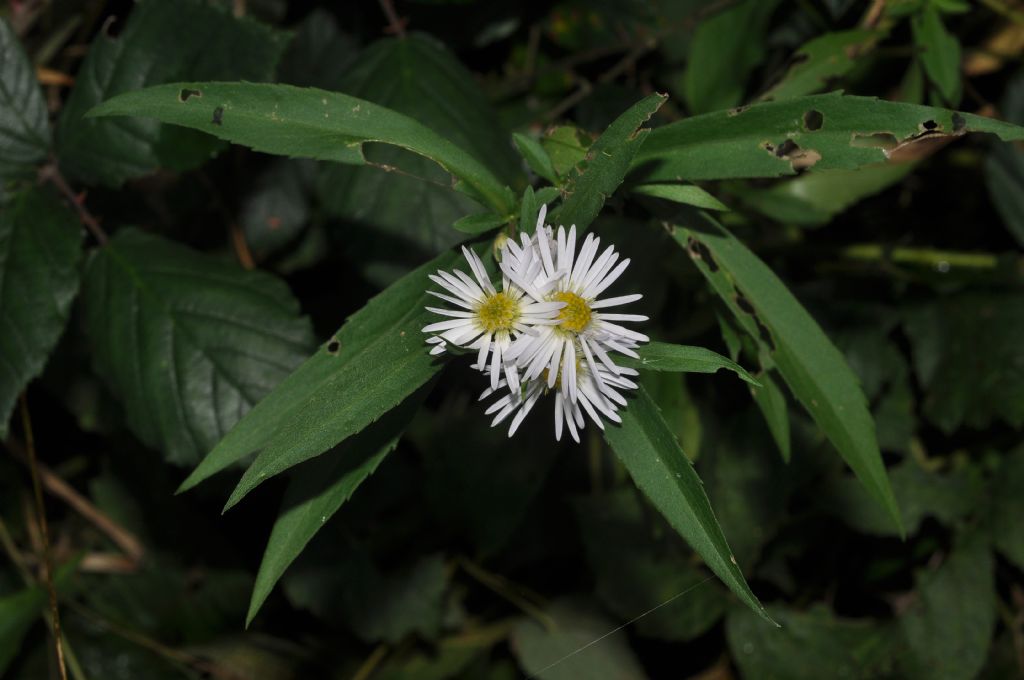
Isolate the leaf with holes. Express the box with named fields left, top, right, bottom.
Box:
left=672, top=209, right=902, bottom=534
left=0, top=18, right=50, bottom=180
left=631, top=92, right=1024, bottom=182
left=81, top=229, right=314, bottom=465
left=178, top=247, right=466, bottom=506
left=88, top=78, right=514, bottom=215
left=57, top=0, right=288, bottom=187
left=0, top=189, right=83, bottom=439
left=604, top=385, right=772, bottom=624
left=552, top=93, right=666, bottom=232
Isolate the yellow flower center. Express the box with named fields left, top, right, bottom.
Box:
left=476, top=292, right=519, bottom=334
left=553, top=291, right=592, bottom=333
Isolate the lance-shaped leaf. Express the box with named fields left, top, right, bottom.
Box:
left=87, top=82, right=513, bottom=214
left=552, top=93, right=666, bottom=231
left=604, top=385, right=772, bottom=624
left=0, top=18, right=50, bottom=179
left=178, top=247, right=464, bottom=505
left=0, top=189, right=83, bottom=438
left=758, top=29, right=882, bottom=102
left=669, top=210, right=902, bottom=534
left=631, top=92, right=1024, bottom=182
left=82, top=229, right=314, bottom=465
left=246, top=389, right=426, bottom=626
left=618, top=342, right=759, bottom=386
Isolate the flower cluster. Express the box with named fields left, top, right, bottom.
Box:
left=422, top=206, right=648, bottom=442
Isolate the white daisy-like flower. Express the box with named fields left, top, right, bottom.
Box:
left=503, top=214, right=649, bottom=407
left=422, top=245, right=564, bottom=391
left=479, top=349, right=639, bottom=442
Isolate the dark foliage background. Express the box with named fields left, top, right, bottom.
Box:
left=1, top=0, right=1023, bottom=678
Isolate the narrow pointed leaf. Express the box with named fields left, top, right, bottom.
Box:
left=632, top=92, right=1024, bottom=182
left=88, top=82, right=512, bottom=214
left=246, top=390, right=425, bottom=626
left=553, top=93, right=666, bottom=231
left=604, top=385, right=773, bottom=624
left=618, top=342, right=759, bottom=385
left=178, top=247, right=465, bottom=503
left=670, top=210, right=902, bottom=534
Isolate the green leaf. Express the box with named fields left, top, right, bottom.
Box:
left=0, top=188, right=83, bottom=439
left=684, top=0, right=782, bottom=114
left=672, top=211, right=902, bottom=535
left=574, top=490, right=729, bottom=641
left=178, top=247, right=464, bottom=503
left=730, top=163, right=915, bottom=227
left=640, top=371, right=701, bottom=461
left=630, top=183, right=729, bottom=211
left=511, top=599, right=648, bottom=680
left=983, top=447, right=1024, bottom=570
left=88, top=78, right=514, bottom=215
left=603, top=385, right=772, bottom=624
left=911, top=5, right=962, bottom=106
left=750, top=370, right=791, bottom=462
left=824, top=461, right=982, bottom=537
left=246, top=391, right=424, bottom=626
left=513, top=131, right=559, bottom=184
left=985, top=69, right=1024, bottom=248
left=276, top=8, right=358, bottom=90
left=898, top=540, right=996, bottom=680
left=904, top=294, right=1024, bottom=432
left=453, top=212, right=509, bottom=235
left=726, top=605, right=899, bottom=680
left=553, top=93, right=666, bottom=231
left=618, top=341, right=759, bottom=385
left=317, top=34, right=521, bottom=255
left=0, top=18, right=50, bottom=180
left=632, top=92, right=1024, bottom=182
left=239, top=159, right=314, bottom=258
left=81, top=228, right=314, bottom=465
left=0, top=584, right=46, bottom=674
left=57, top=0, right=288, bottom=187
left=760, top=30, right=881, bottom=102
left=698, top=409, right=794, bottom=568
left=541, top=125, right=591, bottom=179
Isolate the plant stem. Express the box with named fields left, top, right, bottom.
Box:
left=20, top=395, right=68, bottom=680
left=38, top=162, right=109, bottom=246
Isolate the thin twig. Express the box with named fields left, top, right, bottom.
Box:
left=351, top=644, right=389, bottom=680
left=861, top=0, right=887, bottom=29
left=38, top=163, right=109, bottom=246
left=457, top=557, right=555, bottom=630
left=19, top=395, right=68, bottom=680
left=196, top=171, right=256, bottom=270
left=377, top=0, right=407, bottom=37
left=6, top=438, right=144, bottom=564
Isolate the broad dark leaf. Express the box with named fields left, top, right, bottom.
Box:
left=58, top=0, right=288, bottom=186
left=0, top=18, right=50, bottom=180
left=0, top=188, right=82, bottom=438
left=82, top=229, right=314, bottom=464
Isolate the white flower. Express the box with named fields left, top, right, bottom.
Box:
left=503, top=215, right=649, bottom=407
left=479, top=349, right=639, bottom=443
left=422, top=245, right=564, bottom=391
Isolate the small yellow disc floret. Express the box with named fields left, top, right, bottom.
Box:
left=476, top=292, right=519, bottom=333
left=553, top=291, right=592, bottom=333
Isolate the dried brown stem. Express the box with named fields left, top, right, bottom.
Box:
left=38, top=163, right=109, bottom=246
left=7, top=438, right=145, bottom=563
left=377, top=0, right=407, bottom=37
left=19, top=395, right=68, bottom=680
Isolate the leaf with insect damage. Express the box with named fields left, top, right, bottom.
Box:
left=631, top=92, right=1024, bottom=182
